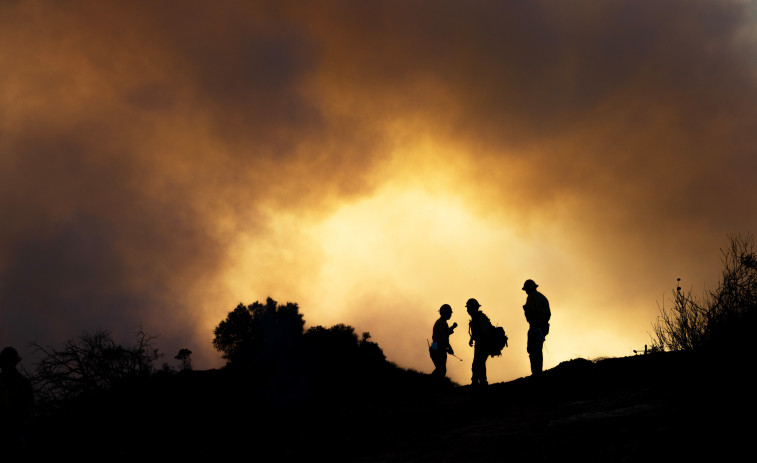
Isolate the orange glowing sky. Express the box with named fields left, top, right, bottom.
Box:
left=2, top=0, right=757, bottom=384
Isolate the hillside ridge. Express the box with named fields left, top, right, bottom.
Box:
left=27, top=351, right=751, bottom=462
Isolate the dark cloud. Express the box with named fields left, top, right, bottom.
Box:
left=1, top=0, right=756, bottom=373
left=0, top=121, right=224, bottom=362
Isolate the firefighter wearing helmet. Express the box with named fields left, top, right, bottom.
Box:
left=466, top=298, right=491, bottom=387
left=522, top=279, right=551, bottom=375
left=430, top=304, right=457, bottom=378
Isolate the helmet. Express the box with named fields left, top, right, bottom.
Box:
left=439, top=304, right=452, bottom=316
left=522, top=279, right=538, bottom=291
left=465, top=298, right=481, bottom=309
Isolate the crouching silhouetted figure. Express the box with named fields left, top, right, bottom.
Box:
left=430, top=304, right=457, bottom=378
left=522, top=280, right=551, bottom=375
left=0, top=347, right=35, bottom=454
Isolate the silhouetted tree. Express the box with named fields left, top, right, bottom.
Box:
left=212, top=297, right=305, bottom=366
left=175, top=348, right=193, bottom=371
left=30, top=326, right=160, bottom=405
left=653, top=233, right=757, bottom=354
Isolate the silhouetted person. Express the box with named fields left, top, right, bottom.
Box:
left=430, top=304, right=457, bottom=378
left=466, top=298, right=491, bottom=387
left=522, top=280, right=551, bottom=375
left=0, top=347, right=35, bottom=452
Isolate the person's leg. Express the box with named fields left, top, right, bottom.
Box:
left=527, top=328, right=544, bottom=374
left=472, top=347, right=487, bottom=385
left=431, top=350, right=445, bottom=376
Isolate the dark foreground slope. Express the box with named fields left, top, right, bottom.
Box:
left=356, top=352, right=755, bottom=462
left=28, top=351, right=754, bottom=462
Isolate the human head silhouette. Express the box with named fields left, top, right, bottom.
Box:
left=522, top=279, right=538, bottom=294
left=466, top=298, right=481, bottom=316
left=439, top=304, right=453, bottom=319
left=0, top=346, right=21, bottom=372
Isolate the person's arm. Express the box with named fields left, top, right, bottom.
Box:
left=448, top=322, right=457, bottom=334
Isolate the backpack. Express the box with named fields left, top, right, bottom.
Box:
left=469, top=312, right=508, bottom=356
left=489, top=326, right=509, bottom=357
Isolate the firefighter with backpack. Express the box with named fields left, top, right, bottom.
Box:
left=466, top=298, right=491, bottom=387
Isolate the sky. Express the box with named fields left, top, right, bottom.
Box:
left=2, top=0, right=757, bottom=385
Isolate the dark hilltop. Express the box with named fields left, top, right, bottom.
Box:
left=23, top=348, right=753, bottom=462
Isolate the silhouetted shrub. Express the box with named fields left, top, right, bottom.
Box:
left=175, top=348, right=193, bottom=371
left=30, top=326, right=160, bottom=406
left=302, top=324, right=386, bottom=383
left=653, top=233, right=757, bottom=355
